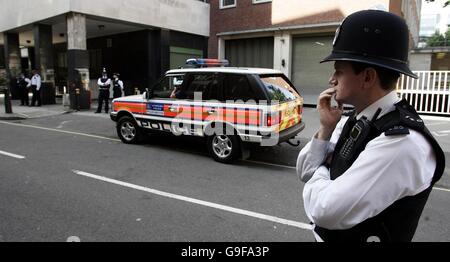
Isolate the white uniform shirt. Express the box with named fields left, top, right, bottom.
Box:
left=97, top=78, right=111, bottom=88
left=296, top=91, right=437, bottom=241
left=31, top=74, right=41, bottom=90
left=25, top=78, right=31, bottom=88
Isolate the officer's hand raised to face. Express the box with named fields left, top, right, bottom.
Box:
left=316, top=85, right=343, bottom=141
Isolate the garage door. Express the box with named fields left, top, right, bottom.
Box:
left=225, top=37, right=274, bottom=68
left=170, top=46, right=203, bottom=69
left=291, top=36, right=334, bottom=105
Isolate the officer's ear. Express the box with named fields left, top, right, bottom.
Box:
left=362, top=67, right=378, bottom=89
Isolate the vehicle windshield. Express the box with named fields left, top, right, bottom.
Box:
left=259, top=75, right=300, bottom=103
left=151, top=74, right=184, bottom=98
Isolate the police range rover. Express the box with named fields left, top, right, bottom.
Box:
left=110, top=59, right=305, bottom=163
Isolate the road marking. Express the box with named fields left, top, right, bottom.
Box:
left=434, top=187, right=450, bottom=193
left=72, top=169, right=313, bottom=231
left=0, top=150, right=25, bottom=159
left=73, top=111, right=110, bottom=119
left=0, top=121, right=120, bottom=142
left=244, top=160, right=296, bottom=170
left=57, top=120, right=72, bottom=129
left=432, top=131, right=450, bottom=137
left=426, top=122, right=449, bottom=127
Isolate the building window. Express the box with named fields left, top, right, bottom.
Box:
left=252, top=0, right=271, bottom=4
left=220, top=0, right=236, bottom=9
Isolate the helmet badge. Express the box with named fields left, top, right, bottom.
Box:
left=333, top=16, right=347, bottom=47
left=332, top=26, right=341, bottom=46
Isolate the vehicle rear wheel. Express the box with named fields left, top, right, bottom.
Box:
left=117, top=116, right=143, bottom=144
left=206, top=134, right=241, bottom=164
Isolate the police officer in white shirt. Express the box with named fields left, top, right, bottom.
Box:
left=96, top=68, right=111, bottom=113
left=296, top=10, right=445, bottom=242
left=30, top=69, right=42, bottom=107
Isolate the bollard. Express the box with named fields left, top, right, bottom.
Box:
left=75, top=88, right=80, bottom=111
left=0, top=87, right=13, bottom=114
left=62, top=86, right=69, bottom=107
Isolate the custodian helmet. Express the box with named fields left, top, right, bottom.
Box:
left=321, top=10, right=418, bottom=79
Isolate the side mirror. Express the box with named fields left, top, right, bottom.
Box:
left=144, top=88, right=152, bottom=100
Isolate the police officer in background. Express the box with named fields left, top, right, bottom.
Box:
left=112, top=73, right=124, bottom=99
left=30, top=69, right=42, bottom=107
left=296, top=10, right=445, bottom=242
left=17, top=73, right=31, bottom=106
left=96, top=68, right=111, bottom=113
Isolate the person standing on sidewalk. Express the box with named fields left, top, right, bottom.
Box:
left=96, top=68, right=111, bottom=113
left=112, top=73, right=124, bottom=99
left=296, top=10, right=445, bottom=242
left=17, top=73, right=31, bottom=106
left=30, top=69, right=42, bottom=107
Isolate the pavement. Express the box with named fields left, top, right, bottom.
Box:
left=0, top=96, right=112, bottom=120
left=0, top=96, right=72, bottom=120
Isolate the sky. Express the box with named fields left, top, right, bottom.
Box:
left=420, top=0, right=450, bottom=36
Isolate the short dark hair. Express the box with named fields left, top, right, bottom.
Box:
left=350, top=62, right=400, bottom=91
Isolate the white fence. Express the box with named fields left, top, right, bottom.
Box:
left=396, top=71, right=450, bottom=116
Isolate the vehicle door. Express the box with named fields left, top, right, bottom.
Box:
left=174, top=72, right=222, bottom=136
left=142, top=74, right=185, bottom=132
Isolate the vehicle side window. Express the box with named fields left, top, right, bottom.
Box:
left=223, top=74, right=254, bottom=102
left=152, top=75, right=184, bottom=98
left=182, top=73, right=220, bottom=100
left=259, top=74, right=300, bottom=102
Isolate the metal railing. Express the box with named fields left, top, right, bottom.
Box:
left=396, top=71, right=450, bottom=116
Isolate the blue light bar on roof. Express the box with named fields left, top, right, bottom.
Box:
left=186, top=58, right=229, bottom=67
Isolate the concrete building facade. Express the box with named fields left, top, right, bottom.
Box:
left=410, top=47, right=450, bottom=70
left=209, top=0, right=422, bottom=104
left=0, top=0, right=209, bottom=106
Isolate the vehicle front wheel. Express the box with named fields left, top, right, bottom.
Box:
left=206, top=134, right=241, bottom=164
left=117, top=116, right=143, bottom=144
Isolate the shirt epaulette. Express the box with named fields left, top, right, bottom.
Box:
left=395, top=99, right=425, bottom=130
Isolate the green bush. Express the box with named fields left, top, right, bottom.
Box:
left=426, top=29, right=450, bottom=47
